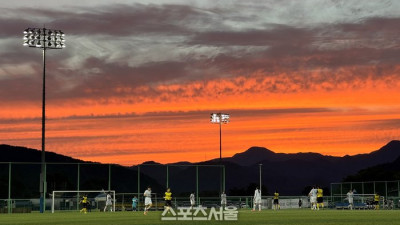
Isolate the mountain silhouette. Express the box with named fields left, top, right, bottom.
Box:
left=0, top=145, right=162, bottom=199
left=220, top=140, right=400, bottom=194
left=343, top=155, right=400, bottom=182
left=0, top=144, right=85, bottom=163
left=1, top=140, right=400, bottom=196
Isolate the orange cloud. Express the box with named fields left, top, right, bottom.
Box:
left=1, top=66, right=400, bottom=165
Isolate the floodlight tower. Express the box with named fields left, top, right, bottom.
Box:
left=23, top=27, right=65, bottom=213
left=210, top=113, right=230, bottom=161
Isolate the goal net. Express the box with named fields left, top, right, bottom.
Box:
left=51, top=190, right=115, bottom=213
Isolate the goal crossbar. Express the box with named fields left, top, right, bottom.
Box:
left=51, top=190, right=115, bottom=213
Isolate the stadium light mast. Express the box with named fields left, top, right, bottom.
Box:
left=23, top=27, right=65, bottom=213
left=210, top=113, right=230, bottom=161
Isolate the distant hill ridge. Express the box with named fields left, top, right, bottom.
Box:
left=1, top=141, right=400, bottom=195
left=0, top=144, right=84, bottom=163
left=2, top=141, right=400, bottom=166
left=228, top=140, right=400, bottom=166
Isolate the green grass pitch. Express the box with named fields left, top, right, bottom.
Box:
left=1, top=209, right=399, bottom=225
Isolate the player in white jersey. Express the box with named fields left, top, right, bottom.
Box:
left=103, top=192, right=113, bottom=212
left=190, top=192, right=195, bottom=209
left=252, top=187, right=262, bottom=211
left=308, top=186, right=317, bottom=210
left=347, top=189, right=354, bottom=210
left=143, top=187, right=152, bottom=215
left=221, top=191, right=227, bottom=209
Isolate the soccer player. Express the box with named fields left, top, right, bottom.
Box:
left=164, top=188, right=172, bottom=211
left=132, top=196, right=138, bottom=211
left=144, top=187, right=152, bottom=215
left=252, top=187, right=262, bottom=211
left=298, top=198, right=302, bottom=208
left=221, top=191, right=227, bottom=209
left=308, top=186, right=317, bottom=210
left=316, top=186, right=324, bottom=210
left=273, top=190, right=280, bottom=210
left=347, top=189, right=354, bottom=210
left=190, top=192, right=195, bottom=209
left=104, top=192, right=113, bottom=212
left=79, top=194, right=88, bottom=214
left=374, top=193, right=380, bottom=210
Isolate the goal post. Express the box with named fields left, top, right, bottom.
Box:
left=51, top=190, right=115, bottom=213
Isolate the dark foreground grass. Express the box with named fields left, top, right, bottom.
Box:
left=1, top=209, right=399, bottom=225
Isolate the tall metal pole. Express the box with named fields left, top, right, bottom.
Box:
left=166, top=165, right=169, bottom=188
left=77, top=163, right=80, bottom=211
left=397, top=181, right=400, bottom=197
left=44, top=163, right=47, bottom=211
left=210, top=113, right=229, bottom=161
left=196, top=165, right=199, bottom=205
left=108, top=164, right=111, bottom=190
left=219, top=120, right=222, bottom=161
left=385, top=181, right=387, bottom=200
left=219, top=119, right=223, bottom=193
left=259, top=164, right=262, bottom=195
left=398, top=181, right=400, bottom=198
left=222, top=165, right=225, bottom=192
left=137, top=166, right=140, bottom=208
left=23, top=28, right=65, bottom=213
left=8, top=163, right=11, bottom=214
left=39, top=47, right=46, bottom=213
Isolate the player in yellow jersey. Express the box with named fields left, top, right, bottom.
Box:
left=273, top=190, right=280, bottom=210
left=164, top=188, right=172, bottom=212
left=317, top=186, right=324, bottom=210
left=79, top=194, right=88, bottom=214
left=374, top=193, right=380, bottom=210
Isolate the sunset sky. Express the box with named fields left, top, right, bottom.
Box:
left=1, top=0, right=400, bottom=165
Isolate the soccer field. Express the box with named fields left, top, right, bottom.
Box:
left=1, top=209, right=399, bottom=225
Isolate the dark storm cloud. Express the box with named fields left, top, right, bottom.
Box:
left=0, top=18, right=35, bottom=38
left=336, top=17, right=400, bottom=37
left=0, top=49, right=39, bottom=65
left=189, top=24, right=312, bottom=47
left=184, top=17, right=400, bottom=90
left=1, top=3, right=400, bottom=104
left=189, top=17, right=400, bottom=66
left=0, top=75, right=43, bottom=101
left=7, top=4, right=209, bottom=37
left=44, top=57, right=193, bottom=100
left=0, top=106, right=336, bottom=124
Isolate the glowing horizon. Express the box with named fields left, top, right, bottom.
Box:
left=1, top=1, right=400, bottom=165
